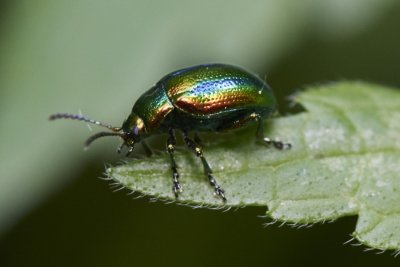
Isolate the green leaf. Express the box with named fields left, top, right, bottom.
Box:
left=108, top=81, right=400, bottom=251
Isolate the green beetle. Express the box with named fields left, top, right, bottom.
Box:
left=50, top=64, right=291, bottom=201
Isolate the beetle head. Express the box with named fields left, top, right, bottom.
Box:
left=49, top=112, right=145, bottom=156
left=119, top=113, right=146, bottom=155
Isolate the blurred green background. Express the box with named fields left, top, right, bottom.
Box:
left=1, top=0, right=400, bottom=266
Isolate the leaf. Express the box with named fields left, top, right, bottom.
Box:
left=109, top=81, right=400, bottom=251
left=1, top=0, right=398, bottom=237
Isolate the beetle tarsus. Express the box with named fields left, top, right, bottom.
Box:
left=262, top=137, right=292, bottom=150
left=208, top=174, right=226, bottom=201
left=255, top=114, right=292, bottom=150
left=173, top=173, right=183, bottom=196
left=172, top=167, right=182, bottom=196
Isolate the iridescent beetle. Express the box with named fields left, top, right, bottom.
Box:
left=50, top=64, right=291, bottom=201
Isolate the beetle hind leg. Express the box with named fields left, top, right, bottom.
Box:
left=218, top=112, right=291, bottom=150
left=183, top=131, right=226, bottom=202
left=166, top=129, right=182, bottom=197
left=255, top=113, right=291, bottom=150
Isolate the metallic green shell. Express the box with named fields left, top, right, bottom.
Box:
left=161, top=64, right=276, bottom=118
left=130, top=84, right=174, bottom=132
left=128, top=64, right=276, bottom=133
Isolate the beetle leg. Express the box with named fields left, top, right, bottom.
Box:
left=194, top=132, right=203, bottom=146
left=126, top=146, right=134, bottom=157
left=255, top=113, right=291, bottom=150
left=182, top=131, right=226, bottom=202
left=167, top=128, right=182, bottom=197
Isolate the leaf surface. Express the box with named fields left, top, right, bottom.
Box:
left=108, top=82, right=400, bottom=251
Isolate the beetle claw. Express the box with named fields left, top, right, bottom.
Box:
left=173, top=182, right=183, bottom=196
left=273, top=141, right=292, bottom=150
left=214, top=187, right=226, bottom=202
left=262, top=137, right=292, bottom=150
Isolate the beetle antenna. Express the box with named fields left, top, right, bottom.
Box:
left=49, top=113, right=121, bottom=132
left=84, top=132, right=123, bottom=148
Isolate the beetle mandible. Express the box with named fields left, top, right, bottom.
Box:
left=50, top=64, right=291, bottom=201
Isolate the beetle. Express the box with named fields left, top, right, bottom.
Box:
left=50, top=63, right=291, bottom=201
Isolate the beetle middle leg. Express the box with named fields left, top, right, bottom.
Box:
left=166, top=128, right=182, bottom=196
left=254, top=113, right=291, bottom=150
left=182, top=131, right=226, bottom=201
left=217, top=112, right=291, bottom=150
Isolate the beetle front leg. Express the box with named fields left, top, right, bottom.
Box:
left=166, top=128, right=182, bottom=197
left=182, top=131, right=226, bottom=202
left=255, top=113, right=291, bottom=150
